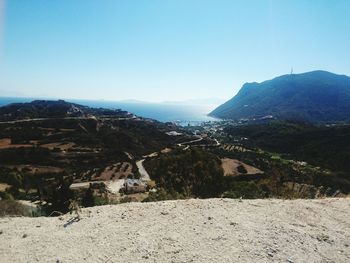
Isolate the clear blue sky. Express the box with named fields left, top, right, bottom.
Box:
left=1, top=0, right=350, bottom=102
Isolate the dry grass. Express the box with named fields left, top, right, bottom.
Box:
left=40, top=142, right=75, bottom=150
left=96, top=162, right=133, bottom=181
left=0, top=138, right=33, bottom=149
left=4, top=165, right=64, bottom=175
left=0, top=183, right=10, bottom=192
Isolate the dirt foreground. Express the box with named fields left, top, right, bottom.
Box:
left=0, top=198, right=349, bottom=263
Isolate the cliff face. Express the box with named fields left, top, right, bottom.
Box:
left=210, top=71, right=350, bottom=122
left=1, top=198, right=349, bottom=262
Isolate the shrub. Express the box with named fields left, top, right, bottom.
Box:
left=82, top=187, right=95, bottom=207
left=237, top=165, right=247, bottom=174
left=143, top=188, right=185, bottom=202
left=0, top=200, right=31, bottom=217
left=222, top=181, right=265, bottom=199
left=144, top=148, right=225, bottom=198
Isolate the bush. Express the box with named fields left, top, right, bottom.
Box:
left=82, top=187, right=95, bottom=207
left=237, top=165, right=247, bottom=174
left=222, top=181, right=265, bottom=199
left=144, top=148, right=225, bottom=198
left=0, top=200, right=31, bottom=217
left=143, top=188, right=185, bottom=202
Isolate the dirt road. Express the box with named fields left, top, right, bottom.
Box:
left=136, top=159, right=151, bottom=181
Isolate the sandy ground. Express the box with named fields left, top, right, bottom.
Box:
left=0, top=198, right=349, bottom=263
left=221, top=158, right=263, bottom=176
left=106, top=179, right=125, bottom=194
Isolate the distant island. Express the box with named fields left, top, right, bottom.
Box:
left=210, top=70, right=350, bottom=123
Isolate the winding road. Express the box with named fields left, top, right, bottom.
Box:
left=177, top=136, right=203, bottom=146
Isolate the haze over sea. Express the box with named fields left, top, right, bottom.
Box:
left=0, top=97, right=219, bottom=125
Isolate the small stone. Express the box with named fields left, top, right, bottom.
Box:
left=268, top=252, right=274, bottom=257
left=230, top=222, right=237, bottom=226
left=22, top=234, right=28, bottom=238
left=208, top=217, right=212, bottom=220
left=0, top=230, right=3, bottom=235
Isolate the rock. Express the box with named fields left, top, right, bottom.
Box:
left=316, top=234, right=334, bottom=244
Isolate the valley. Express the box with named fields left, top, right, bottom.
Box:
left=0, top=100, right=349, bottom=217
left=2, top=1, right=350, bottom=262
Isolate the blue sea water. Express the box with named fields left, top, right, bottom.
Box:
left=0, top=97, right=219, bottom=125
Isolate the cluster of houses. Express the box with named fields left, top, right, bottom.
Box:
left=123, top=178, right=148, bottom=194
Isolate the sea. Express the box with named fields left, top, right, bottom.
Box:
left=0, top=97, right=220, bottom=126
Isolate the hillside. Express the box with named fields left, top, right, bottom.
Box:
left=0, top=198, right=349, bottom=262
left=223, top=121, right=350, bottom=176
left=0, top=100, right=190, bottom=213
left=0, top=100, right=131, bottom=121
left=210, top=71, right=350, bottom=122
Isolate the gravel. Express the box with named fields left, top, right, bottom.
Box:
left=0, top=198, right=349, bottom=262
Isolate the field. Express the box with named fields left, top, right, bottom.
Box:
left=221, top=158, right=263, bottom=176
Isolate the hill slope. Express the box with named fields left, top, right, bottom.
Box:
left=0, top=198, right=349, bottom=262
left=210, top=71, right=350, bottom=122
left=0, top=100, right=188, bottom=213
left=0, top=100, right=131, bottom=121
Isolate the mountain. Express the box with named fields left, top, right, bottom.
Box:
left=209, top=71, right=350, bottom=122
left=0, top=100, right=130, bottom=121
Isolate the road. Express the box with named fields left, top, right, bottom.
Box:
left=177, top=136, right=203, bottom=146
left=0, top=116, right=135, bottom=125
left=136, top=159, right=151, bottom=181
left=177, top=137, right=220, bottom=147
